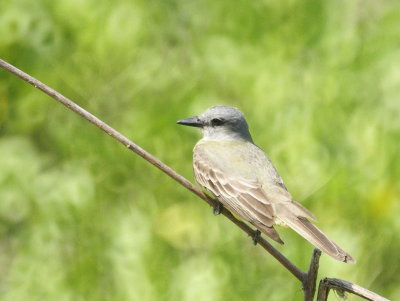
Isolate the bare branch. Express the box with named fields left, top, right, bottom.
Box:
left=0, top=58, right=305, bottom=282
left=303, top=249, right=321, bottom=301
left=317, top=278, right=390, bottom=301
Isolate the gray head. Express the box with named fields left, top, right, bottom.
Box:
left=177, top=106, right=253, bottom=142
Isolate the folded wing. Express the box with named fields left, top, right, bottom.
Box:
left=194, top=155, right=284, bottom=244
left=193, top=142, right=355, bottom=263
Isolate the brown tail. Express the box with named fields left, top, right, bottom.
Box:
left=282, top=216, right=356, bottom=264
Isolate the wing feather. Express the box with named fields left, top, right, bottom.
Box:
left=194, top=156, right=283, bottom=243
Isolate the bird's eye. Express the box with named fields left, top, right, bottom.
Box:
left=211, top=118, right=224, bottom=126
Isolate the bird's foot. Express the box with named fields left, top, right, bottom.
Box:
left=213, top=201, right=223, bottom=215
left=252, top=230, right=261, bottom=245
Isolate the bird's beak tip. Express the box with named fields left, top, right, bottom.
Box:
left=176, top=116, right=202, bottom=127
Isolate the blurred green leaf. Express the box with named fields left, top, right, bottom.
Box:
left=1, top=0, right=399, bottom=300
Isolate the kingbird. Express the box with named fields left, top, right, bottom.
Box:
left=177, top=105, right=355, bottom=263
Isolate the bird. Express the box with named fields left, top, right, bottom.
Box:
left=177, top=105, right=355, bottom=264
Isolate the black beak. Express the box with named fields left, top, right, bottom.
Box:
left=177, top=116, right=203, bottom=128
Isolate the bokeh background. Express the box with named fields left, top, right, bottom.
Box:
left=0, top=0, right=399, bottom=300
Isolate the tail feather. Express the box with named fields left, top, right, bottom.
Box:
left=282, top=216, right=356, bottom=264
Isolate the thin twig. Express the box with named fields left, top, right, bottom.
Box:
left=317, top=278, right=390, bottom=301
left=0, top=58, right=305, bottom=282
left=303, top=249, right=321, bottom=301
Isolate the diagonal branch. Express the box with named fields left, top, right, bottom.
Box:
left=0, top=58, right=305, bottom=282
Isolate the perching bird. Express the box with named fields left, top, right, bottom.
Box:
left=177, top=105, right=355, bottom=264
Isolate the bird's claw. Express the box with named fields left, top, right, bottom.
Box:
left=252, top=230, right=261, bottom=245
left=213, top=202, right=222, bottom=215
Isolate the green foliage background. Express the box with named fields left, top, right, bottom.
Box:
left=0, top=0, right=399, bottom=300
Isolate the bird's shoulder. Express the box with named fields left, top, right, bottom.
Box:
left=194, top=139, right=256, bottom=175
left=193, top=139, right=288, bottom=191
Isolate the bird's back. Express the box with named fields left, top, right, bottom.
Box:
left=194, top=139, right=284, bottom=187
